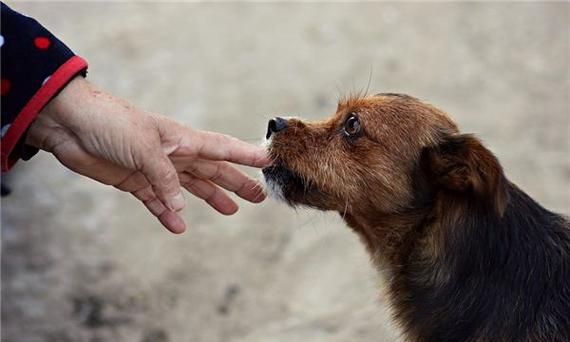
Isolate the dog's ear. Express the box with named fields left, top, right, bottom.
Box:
left=420, top=134, right=509, bottom=216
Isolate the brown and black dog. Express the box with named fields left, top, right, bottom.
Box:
left=262, top=93, right=570, bottom=342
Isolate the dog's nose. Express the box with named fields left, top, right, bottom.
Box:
left=266, top=117, right=288, bottom=139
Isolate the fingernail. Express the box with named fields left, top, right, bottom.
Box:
left=168, top=192, right=185, bottom=212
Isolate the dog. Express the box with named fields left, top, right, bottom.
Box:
left=262, top=93, right=570, bottom=342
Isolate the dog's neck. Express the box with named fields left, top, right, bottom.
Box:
left=342, top=206, right=432, bottom=269
left=341, top=196, right=489, bottom=341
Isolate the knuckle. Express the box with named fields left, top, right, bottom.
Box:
left=160, top=167, right=178, bottom=186
left=210, top=165, right=224, bottom=182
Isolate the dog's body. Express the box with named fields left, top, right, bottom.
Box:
left=262, top=94, right=570, bottom=341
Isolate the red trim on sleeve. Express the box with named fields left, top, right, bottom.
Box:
left=1, top=55, right=88, bottom=171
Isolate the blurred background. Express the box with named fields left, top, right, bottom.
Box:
left=2, top=2, right=568, bottom=342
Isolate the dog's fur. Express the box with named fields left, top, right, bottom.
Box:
left=262, top=94, right=570, bottom=342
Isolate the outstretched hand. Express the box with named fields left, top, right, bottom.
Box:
left=26, top=76, right=270, bottom=233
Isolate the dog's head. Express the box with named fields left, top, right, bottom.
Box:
left=263, top=94, right=507, bottom=218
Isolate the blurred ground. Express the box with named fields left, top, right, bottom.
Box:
left=2, top=2, right=569, bottom=342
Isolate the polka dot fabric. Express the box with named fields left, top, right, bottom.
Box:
left=33, top=36, right=52, bottom=50
left=1, top=3, right=88, bottom=171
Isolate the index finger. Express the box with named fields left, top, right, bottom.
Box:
left=193, top=130, right=271, bottom=168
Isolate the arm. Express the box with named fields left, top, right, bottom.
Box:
left=3, top=4, right=270, bottom=233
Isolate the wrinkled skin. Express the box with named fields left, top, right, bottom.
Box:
left=27, top=76, right=270, bottom=233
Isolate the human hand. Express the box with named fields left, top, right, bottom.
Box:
left=26, top=76, right=270, bottom=234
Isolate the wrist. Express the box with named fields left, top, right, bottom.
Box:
left=42, top=76, right=91, bottom=127
left=25, top=76, right=89, bottom=150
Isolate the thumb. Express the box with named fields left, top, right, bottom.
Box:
left=141, top=151, right=185, bottom=212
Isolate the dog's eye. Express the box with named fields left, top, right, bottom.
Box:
left=344, top=113, right=361, bottom=136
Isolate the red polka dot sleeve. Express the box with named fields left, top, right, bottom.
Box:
left=1, top=3, right=88, bottom=171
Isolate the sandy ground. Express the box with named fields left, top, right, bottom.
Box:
left=2, top=2, right=569, bottom=342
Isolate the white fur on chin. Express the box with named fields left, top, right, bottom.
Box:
left=259, top=136, right=285, bottom=202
